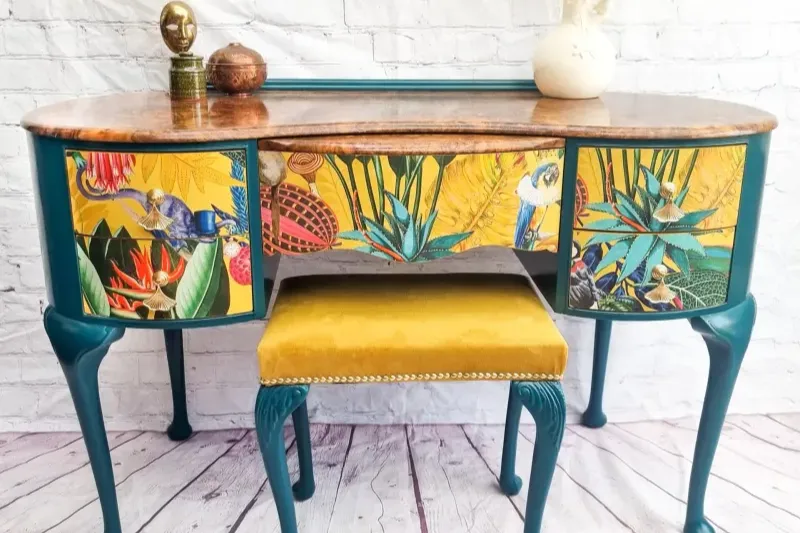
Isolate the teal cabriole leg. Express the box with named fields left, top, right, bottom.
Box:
left=509, top=381, right=567, bottom=533
left=684, top=294, right=756, bottom=533
left=254, top=385, right=310, bottom=533
left=43, top=306, right=125, bottom=533
left=499, top=382, right=524, bottom=495
left=581, top=319, right=612, bottom=428
left=291, top=400, right=315, bottom=501
left=164, top=329, right=193, bottom=441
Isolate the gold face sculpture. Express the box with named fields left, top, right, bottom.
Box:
left=160, top=1, right=197, bottom=55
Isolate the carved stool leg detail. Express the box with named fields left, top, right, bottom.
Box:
left=291, top=400, right=315, bottom=501
left=500, top=382, right=524, bottom=496
left=507, top=381, right=567, bottom=533
left=254, top=385, right=310, bottom=533
left=581, top=319, right=612, bottom=428
left=684, top=294, right=756, bottom=533
left=164, top=329, right=193, bottom=441
left=43, top=306, right=125, bottom=533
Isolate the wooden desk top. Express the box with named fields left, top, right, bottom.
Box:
left=21, top=90, right=778, bottom=144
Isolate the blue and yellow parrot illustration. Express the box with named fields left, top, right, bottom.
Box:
left=514, top=162, right=561, bottom=249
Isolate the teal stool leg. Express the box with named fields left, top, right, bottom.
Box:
left=684, top=294, right=756, bottom=533
left=255, top=385, right=310, bottom=533
left=499, top=383, right=524, bottom=495
left=164, top=329, right=193, bottom=441
left=291, top=400, right=315, bottom=501
left=581, top=319, right=612, bottom=428
left=515, top=381, right=567, bottom=533
left=43, top=306, right=125, bottom=533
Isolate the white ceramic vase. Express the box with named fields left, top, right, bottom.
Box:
left=534, top=0, right=616, bottom=99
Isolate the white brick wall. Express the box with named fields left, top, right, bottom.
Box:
left=0, top=0, right=798, bottom=431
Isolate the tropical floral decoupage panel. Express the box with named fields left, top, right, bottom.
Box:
left=569, top=227, right=736, bottom=313
left=569, top=145, right=744, bottom=314
left=65, top=149, right=253, bottom=320
left=574, top=145, right=746, bottom=232
left=258, top=150, right=564, bottom=262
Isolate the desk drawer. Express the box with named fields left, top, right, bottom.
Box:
left=74, top=233, right=254, bottom=320
left=65, top=148, right=249, bottom=241
left=568, top=144, right=745, bottom=314
left=258, top=136, right=566, bottom=261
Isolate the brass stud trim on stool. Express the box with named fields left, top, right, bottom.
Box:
left=260, top=371, right=564, bottom=386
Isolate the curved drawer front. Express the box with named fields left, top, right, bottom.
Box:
left=258, top=144, right=565, bottom=262
left=65, top=148, right=255, bottom=321
left=569, top=144, right=745, bottom=314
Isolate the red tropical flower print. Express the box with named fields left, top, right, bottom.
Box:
left=107, top=278, right=143, bottom=312
left=107, top=246, right=185, bottom=311
left=111, top=247, right=185, bottom=292
left=85, top=152, right=136, bottom=193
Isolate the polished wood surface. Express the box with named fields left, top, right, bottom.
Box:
left=259, top=134, right=565, bottom=154
left=21, top=90, right=778, bottom=144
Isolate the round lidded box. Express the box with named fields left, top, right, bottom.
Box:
left=206, top=42, right=267, bottom=96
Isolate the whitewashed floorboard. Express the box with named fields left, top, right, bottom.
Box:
left=140, top=431, right=266, bottom=533
left=0, top=433, right=26, bottom=450
left=556, top=427, right=685, bottom=532
left=618, top=420, right=800, bottom=532
left=768, top=413, right=800, bottom=433
left=236, top=425, right=352, bottom=533
left=0, top=433, right=81, bottom=474
left=2, top=415, right=799, bottom=533
left=327, top=425, right=419, bottom=533
left=49, top=430, right=247, bottom=533
left=408, top=425, right=524, bottom=533
left=727, top=415, right=800, bottom=452
left=670, top=417, right=800, bottom=479
left=0, top=431, right=182, bottom=532
left=0, top=431, right=139, bottom=508
left=463, top=424, right=632, bottom=533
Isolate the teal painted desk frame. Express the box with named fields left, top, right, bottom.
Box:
left=25, top=80, right=771, bottom=533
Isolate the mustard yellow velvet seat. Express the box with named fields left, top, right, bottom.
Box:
left=257, top=274, right=568, bottom=385
left=254, top=273, right=569, bottom=533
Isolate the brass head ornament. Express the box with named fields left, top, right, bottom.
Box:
left=160, top=1, right=206, bottom=100
left=160, top=1, right=197, bottom=55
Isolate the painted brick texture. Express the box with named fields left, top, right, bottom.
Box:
left=0, top=0, right=798, bottom=431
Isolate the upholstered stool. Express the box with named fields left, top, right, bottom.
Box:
left=254, top=274, right=568, bottom=533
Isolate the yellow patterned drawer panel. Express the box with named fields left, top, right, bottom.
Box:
left=258, top=149, right=565, bottom=262
left=569, top=228, right=735, bottom=313
left=574, top=145, right=746, bottom=233
left=74, top=234, right=253, bottom=321
left=66, top=149, right=249, bottom=245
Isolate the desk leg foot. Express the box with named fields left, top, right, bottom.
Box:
left=255, top=385, right=310, bottom=533
left=164, top=329, right=193, bottom=442
left=44, top=306, right=125, bottom=533
left=684, top=520, right=716, bottom=533
left=685, top=295, right=756, bottom=533
left=581, top=319, right=612, bottom=428
left=291, top=400, right=315, bottom=501
left=515, top=381, right=566, bottom=533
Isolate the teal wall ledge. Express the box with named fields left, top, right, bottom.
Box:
left=208, top=78, right=539, bottom=92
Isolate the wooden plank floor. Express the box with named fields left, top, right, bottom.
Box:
left=1, top=414, right=798, bottom=532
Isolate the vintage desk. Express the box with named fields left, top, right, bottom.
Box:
left=21, top=86, right=776, bottom=533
